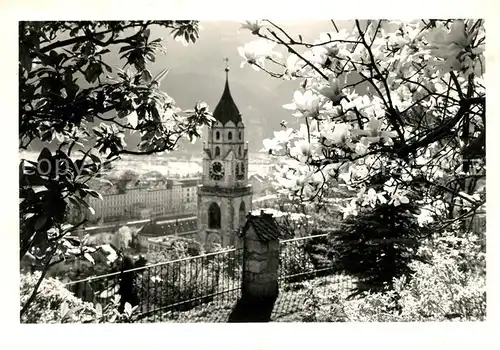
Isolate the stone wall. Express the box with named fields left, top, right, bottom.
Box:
left=241, top=226, right=280, bottom=299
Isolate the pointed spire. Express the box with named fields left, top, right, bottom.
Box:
left=213, top=58, right=242, bottom=125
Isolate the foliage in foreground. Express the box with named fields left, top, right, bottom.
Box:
left=298, top=227, right=486, bottom=322
left=19, top=20, right=211, bottom=317
left=20, top=272, right=138, bottom=323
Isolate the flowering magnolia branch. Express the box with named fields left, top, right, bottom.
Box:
left=238, top=19, right=485, bottom=225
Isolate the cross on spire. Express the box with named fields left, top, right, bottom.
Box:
left=224, top=57, right=229, bottom=73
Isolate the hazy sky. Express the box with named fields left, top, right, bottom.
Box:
left=137, top=20, right=358, bottom=150
left=157, top=20, right=354, bottom=97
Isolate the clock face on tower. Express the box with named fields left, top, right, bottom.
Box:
left=210, top=161, right=225, bottom=180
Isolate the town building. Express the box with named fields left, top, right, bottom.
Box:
left=72, top=178, right=200, bottom=224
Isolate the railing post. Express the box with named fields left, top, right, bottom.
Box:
left=242, top=229, right=280, bottom=300
left=229, top=211, right=291, bottom=322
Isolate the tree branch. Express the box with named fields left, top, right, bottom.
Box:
left=397, top=97, right=484, bottom=157
left=20, top=248, right=57, bottom=317
left=39, top=23, right=147, bottom=53
left=266, top=29, right=329, bottom=81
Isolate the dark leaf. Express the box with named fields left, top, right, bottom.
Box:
left=37, top=148, right=54, bottom=175
left=38, top=148, right=53, bottom=163
left=34, top=215, right=48, bottom=230
left=141, top=69, right=152, bottom=84
left=88, top=152, right=101, bottom=165
left=85, top=62, right=103, bottom=84
left=35, top=99, right=48, bottom=109
left=95, top=33, right=106, bottom=41
left=69, top=27, right=80, bottom=37
left=93, top=129, right=103, bottom=137
left=152, top=68, right=170, bottom=85
left=20, top=51, right=33, bottom=73
left=103, top=62, right=113, bottom=73
left=119, top=45, right=133, bottom=54
left=69, top=196, right=80, bottom=209
left=83, top=188, right=102, bottom=199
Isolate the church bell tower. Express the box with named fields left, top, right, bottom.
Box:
left=197, top=61, right=253, bottom=247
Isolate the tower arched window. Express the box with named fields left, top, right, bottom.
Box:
left=215, top=131, right=220, bottom=140
left=208, top=202, right=221, bottom=229
left=215, top=146, right=220, bottom=157
left=239, top=131, right=242, bottom=140
left=238, top=146, right=242, bottom=157
left=228, top=132, right=233, bottom=140
left=239, top=201, right=246, bottom=228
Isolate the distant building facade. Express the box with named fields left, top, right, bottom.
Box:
left=70, top=178, right=200, bottom=223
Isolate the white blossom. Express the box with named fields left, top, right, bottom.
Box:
left=389, top=191, right=410, bottom=207
left=290, top=139, right=311, bottom=162
left=357, top=187, right=387, bottom=208
left=284, top=54, right=302, bottom=79
left=354, top=142, right=368, bottom=156
left=320, top=121, right=350, bottom=145
left=315, top=76, right=345, bottom=104
left=283, top=90, right=321, bottom=118
left=341, top=199, right=359, bottom=218
left=237, top=39, right=281, bottom=71
left=238, top=20, right=485, bottom=221
left=262, top=138, right=282, bottom=153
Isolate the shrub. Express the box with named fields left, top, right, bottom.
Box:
left=330, top=198, right=423, bottom=297
left=392, top=228, right=486, bottom=321
left=20, top=272, right=95, bottom=323
left=145, top=236, right=204, bottom=264
left=280, top=240, right=315, bottom=283
left=303, top=234, right=335, bottom=273
left=21, top=272, right=140, bottom=323
left=298, top=227, right=486, bottom=322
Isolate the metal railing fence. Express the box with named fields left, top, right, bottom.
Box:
left=65, top=247, right=243, bottom=321
left=279, top=233, right=355, bottom=291
left=64, top=233, right=357, bottom=322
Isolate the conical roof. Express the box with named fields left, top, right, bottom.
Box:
left=212, top=67, right=242, bottom=125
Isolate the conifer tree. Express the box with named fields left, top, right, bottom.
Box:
left=330, top=192, right=425, bottom=298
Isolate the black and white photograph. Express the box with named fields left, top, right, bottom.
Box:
left=15, top=14, right=490, bottom=332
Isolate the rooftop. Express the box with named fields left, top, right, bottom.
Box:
left=179, top=178, right=200, bottom=188
left=241, top=210, right=293, bottom=241
left=138, top=218, right=198, bottom=237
